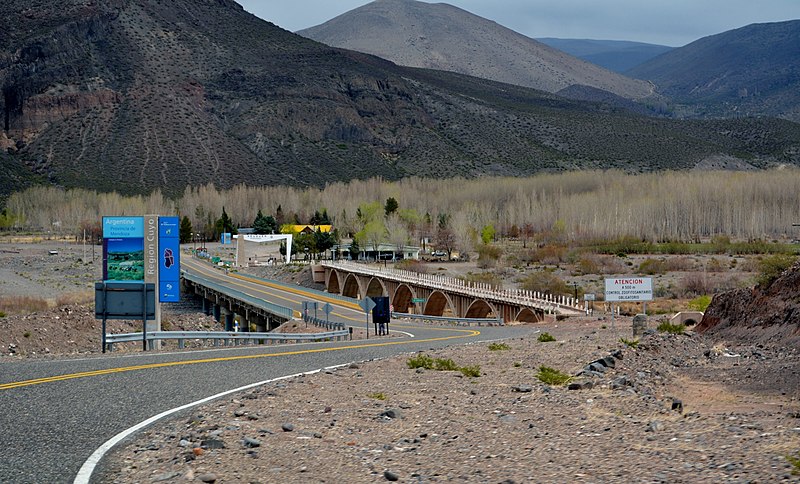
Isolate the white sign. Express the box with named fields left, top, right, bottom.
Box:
left=583, top=293, right=595, bottom=301
left=605, top=277, right=653, bottom=302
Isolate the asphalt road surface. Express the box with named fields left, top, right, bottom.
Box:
left=0, top=260, right=533, bottom=483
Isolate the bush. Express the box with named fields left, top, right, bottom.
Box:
left=459, top=365, right=481, bottom=377
left=367, top=392, right=386, bottom=400
left=520, top=271, right=569, bottom=296
left=687, top=295, right=712, bottom=312
left=407, top=353, right=434, bottom=369
left=638, top=258, right=666, bottom=275
left=434, top=358, right=459, bottom=371
left=619, top=337, right=639, bottom=348
left=756, top=254, right=797, bottom=288
left=477, top=244, right=502, bottom=269
left=488, top=342, right=510, bottom=351
left=657, top=321, right=685, bottom=334
left=536, top=366, right=572, bottom=386
left=538, top=332, right=556, bottom=342
left=532, top=244, right=567, bottom=265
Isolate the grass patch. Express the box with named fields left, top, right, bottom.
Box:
left=367, top=392, right=387, bottom=401
left=536, top=365, right=572, bottom=386
left=787, top=452, right=800, bottom=475
left=407, top=353, right=480, bottom=377
left=488, top=342, right=510, bottom=351
left=619, top=337, right=639, bottom=348
left=0, top=295, right=49, bottom=314
left=657, top=321, right=686, bottom=334
left=538, top=332, right=556, bottom=342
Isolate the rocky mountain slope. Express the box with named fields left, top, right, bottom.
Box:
left=628, top=20, right=800, bottom=121
left=297, top=0, right=655, bottom=100
left=1, top=0, right=800, bottom=201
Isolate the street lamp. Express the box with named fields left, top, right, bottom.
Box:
left=571, top=282, right=579, bottom=301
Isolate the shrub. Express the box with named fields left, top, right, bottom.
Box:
left=687, top=295, right=712, bottom=312
left=477, top=244, right=502, bottom=269
left=756, top=254, right=797, bottom=288
left=520, top=271, right=569, bottom=296
left=679, top=273, right=712, bottom=297
left=638, top=258, right=666, bottom=275
left=460, top=272, right=503, bottom=289
left=532, top=244, right=567, bottom=265
left=23, top=331, right=31, bottom=338
left=657, top=321, right=685, bottom=334
left=536, top=366, right=572, bottom=386
left=367, top=392, right=386, bottom=400
left=538, top=332, right=556, bottom=342
left=787, top=452, right=800, bottom=475
left=488, top=342, right=510, bottom=351
left=619, top=337, right=639, bottom=348
left=459, top=365, right=481, bottom=377
left=407, top=353, right=434, bottom=369
left=434, top=358, right=459, bottom=371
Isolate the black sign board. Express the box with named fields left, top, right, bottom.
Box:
left=95, top=282, right=156, bottom=352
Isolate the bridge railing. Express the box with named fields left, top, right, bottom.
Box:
left=104, top=329, right=350, bottom=352
left=323, top=261, right=585, bottom=314
left=392, top=312, right=504, bottom=326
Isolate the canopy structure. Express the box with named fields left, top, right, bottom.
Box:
left=234, top=234, right=293, bottom=266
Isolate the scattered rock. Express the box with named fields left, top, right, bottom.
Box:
left=384, top=470, right=399, bottom=481
left=281, top=423, right=295, bottom=432
left=511, top=385, right=532, bottom=393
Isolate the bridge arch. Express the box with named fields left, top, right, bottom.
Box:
left=365, top=277, right=387, bottom=298
left=465, top=299, right=496, bottom=319
left=515, top=308, right=542, bottom=323
left=392, top=284, right=415, bottom=313
left=423, top=290, right=456, bottom=317
left=341, top=273, right=361, bottom=299
left=326, top=269, right=342, bottom=295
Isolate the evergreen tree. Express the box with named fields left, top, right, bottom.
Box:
left=384, top=197, right=399, bottom=217
left=179, top=216, right=193, bottom=244
left=253, top=210, right=278, bottom=234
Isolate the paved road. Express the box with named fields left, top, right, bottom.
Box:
left=0, top=261, right=533, bottom=483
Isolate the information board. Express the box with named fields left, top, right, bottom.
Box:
left=604, top=277, right=653, bottom=302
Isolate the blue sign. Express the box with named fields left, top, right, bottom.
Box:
left=158, top=216, right=181, bottom=302
left=220, top=232, right=232, bottom=245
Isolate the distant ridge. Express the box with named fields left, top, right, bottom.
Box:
left=627, top=20, right=800, bottom=121
left=298, top=0, right=655, bottom=101
left=536, top=38, right=673, bottom=73
left=1, top=0, right=799, bottom=202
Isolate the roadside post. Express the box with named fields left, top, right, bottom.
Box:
left=359, top=297, right=376, bottom=339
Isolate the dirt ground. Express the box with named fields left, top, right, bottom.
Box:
left=2, top=240, right=800, bottom=482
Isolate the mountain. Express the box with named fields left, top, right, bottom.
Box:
left=296, top=0, right=655, bottom=101
left=536, top=38, right=673, bottom=73
left=627, top=20, right=800, bottom=121
left=1, top=0, right=800, bottom=201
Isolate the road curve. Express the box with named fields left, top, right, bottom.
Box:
left=0, top=261, right=534, bottom=483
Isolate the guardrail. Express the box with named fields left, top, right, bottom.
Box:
left=302, top=314, right=346, bottom=331
left=104, top=329, right=350, bottom=352
left=182, top=271, right=295, bottom=320
left=391, top=312, right=504, bottom=326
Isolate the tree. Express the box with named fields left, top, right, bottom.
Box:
left=253, top=210, right=278, bottom=234
left=348, top=238, right=361, bottom=260
left=385, top=214, right=409, bottom=259
left=435, top=226, right=456, bottom=259
left=384, top=197, right=399, bottom=217
left=214, top=207, right=237, bottom=238
left=481, top=224, right=496, bottom=245
left=275, top=205, right=285, bottom=225
left=179, top=216, right=193, bottom=244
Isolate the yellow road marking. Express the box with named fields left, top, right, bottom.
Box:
left=0, top=329, right=480, bottom=391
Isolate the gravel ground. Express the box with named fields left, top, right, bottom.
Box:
left=100, top=318, right=800, bottom=483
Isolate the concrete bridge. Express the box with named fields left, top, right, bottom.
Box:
left=320, top=261, right=585, bottom=323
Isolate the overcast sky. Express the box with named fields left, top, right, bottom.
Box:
left=237, top=0, right=800, bottom=47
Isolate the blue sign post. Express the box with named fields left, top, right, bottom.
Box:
left=158, top=216, right=181, bottom=302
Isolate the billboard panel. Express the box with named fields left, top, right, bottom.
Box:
left=605, top=277, right=653, bottom=302
left=103, top=217, right=144, bottom=281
